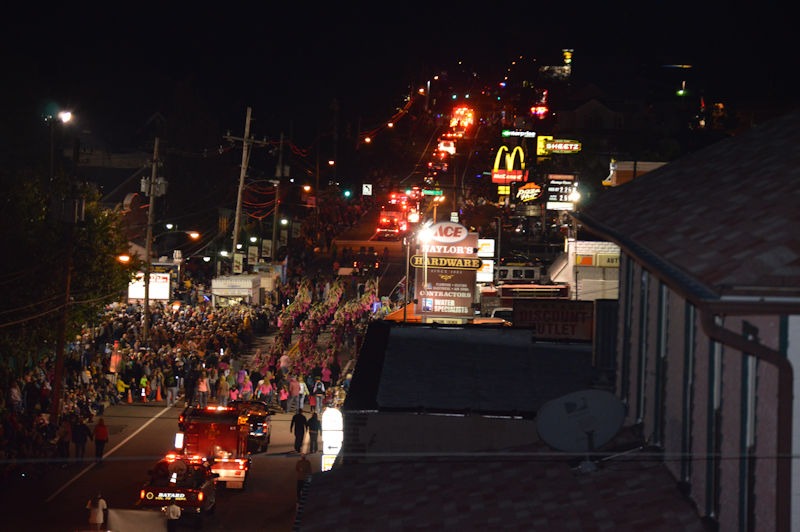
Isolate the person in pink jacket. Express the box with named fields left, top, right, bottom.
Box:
left=240, top=375, right=254, bottom=400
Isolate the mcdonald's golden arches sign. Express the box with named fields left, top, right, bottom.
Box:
left=491, top=145, right=528, bottom=184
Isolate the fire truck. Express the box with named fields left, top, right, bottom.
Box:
left=175, top=405, right=251, bottom=489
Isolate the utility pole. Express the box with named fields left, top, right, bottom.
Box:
left=142, top=137, right=163, bottom=347
left=331, top=99, right=339, bottom=182
left=271, top=132, right=284, bottom=263
left=50, top=138, right=84, bottom=423
left=315, top=139, right=320, bottom=229
left=225, top=107, right=269, bottom=273
left=232, top=107, right=252, bottom=263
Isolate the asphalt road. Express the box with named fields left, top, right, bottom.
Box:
left=1, top=399, right=321, bottom=532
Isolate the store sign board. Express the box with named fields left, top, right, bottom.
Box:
left=491, top=145, right=528, bottom=183
left=597, top=253, right=620, bottom=268
left=546, top=176, right=578, bottom=211
left=513, top=300, right=594, bottom=341
left=516, top=182, right=541, bottom=202
left=545, top=139, right=582, bottom=153
left=128, top=272, right=171, bottom=301
left=502, top=130, right=537, bottom=138
left=413, top=223, right=478, bottom=319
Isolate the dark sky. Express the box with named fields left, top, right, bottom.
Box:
left=3, top=3, right=793, bottom=148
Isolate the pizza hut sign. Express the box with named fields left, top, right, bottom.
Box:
left=516, top=182, right=541, bottom=202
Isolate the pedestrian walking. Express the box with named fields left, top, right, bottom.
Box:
left=86, top=492, right=108, bottom=530
left=166, top=497, right=182, bottom=531
left=298, top=377, right=309, bottom=412
left=307, top=412, right=321, bottom=453
left=72, top=417, right=93, bottom=462
left=279, top=384, right=289, bottom=413
left=288, top=375, right=301, bottom=413
left=55, top=416, right=72, bottom=464
left=93, top=417, right=109, bottom=463
left=241, top=375, right=254, bottom=401
left=290, top=409, right=308, bottom=453
left=311, top=376, right=326, bottom=414
left=295, top=453, right=312, bottom=500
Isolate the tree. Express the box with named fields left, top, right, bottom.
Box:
left=0, top=169, right=136, bottom=375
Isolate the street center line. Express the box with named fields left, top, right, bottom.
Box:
left=46, top=405, right=173, bottom=502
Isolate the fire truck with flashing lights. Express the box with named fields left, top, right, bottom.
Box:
left=175, top=405, right=252, bottom=489
left=137, top=452, right=218, bottom=525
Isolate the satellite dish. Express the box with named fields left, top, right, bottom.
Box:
left=536, top=389, right=625, bottom=455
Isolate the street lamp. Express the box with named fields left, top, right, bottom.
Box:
left=403, top=233, right=411, bottom=323
left=418, top=223, right=434, bottom=322
left=432, top=195, right=445, bottom=222
left=48, top=109, right=79, bottom=424
left=568, top=187, right=581, bottom=301
left=47, top=110, right=73, bottom=182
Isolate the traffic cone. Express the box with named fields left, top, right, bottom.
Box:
left=156, top=386, right=163, bottom=402
left=127, top=389, right=133, bottom=404
left=141, top=388, right=148, bottom=403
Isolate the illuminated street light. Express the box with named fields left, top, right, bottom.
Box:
left=432, top=195, right=446, bottom=222
left=47, top=109, right=73, bottom=182
left=568, top=188, right=581, bottom=300
left=418, top=223, right=434, bottom=322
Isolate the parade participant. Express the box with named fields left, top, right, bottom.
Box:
left=55, top=416, right=72, bottom=465
left=166, top=497, right=181, bottom=531
left=295, top=453, right=312, bottom=500
left=279, top=384, right=289, bottom=413
left=71, top=417, right=93, bottom=462
left=311, top=376, right=326, bottom=415
left=86, top=492, right=108, bottom=530
left=217, top=375, right=230, bottom=406
left=287, top=375, right=301, bottom=413
left=290, top=409, right=308, bottom=453
left=93, top=417, right=109, bottom=463
left=307, top=412, right=321, bottom=453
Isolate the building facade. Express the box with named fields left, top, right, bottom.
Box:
left=576, top=108, right=800, bottom=531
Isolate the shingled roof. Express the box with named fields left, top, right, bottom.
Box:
left=576, top=107, right=800, bottom=302
left=293, top=322, right=709, bottom=531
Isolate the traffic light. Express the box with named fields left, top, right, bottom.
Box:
left=343, top=189, right=352, bottom=198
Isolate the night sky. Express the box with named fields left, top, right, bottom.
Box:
left=2, top=3, right=793, bottom=148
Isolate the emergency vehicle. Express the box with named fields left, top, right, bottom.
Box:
left=175, top=405, right=252, bottom=489
left=229, top=399, right=273, bottom=452
left=137, top=452, right=218, bottom=525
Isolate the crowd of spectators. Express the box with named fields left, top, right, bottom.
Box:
left=0, top=191, right=382, bottom=483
